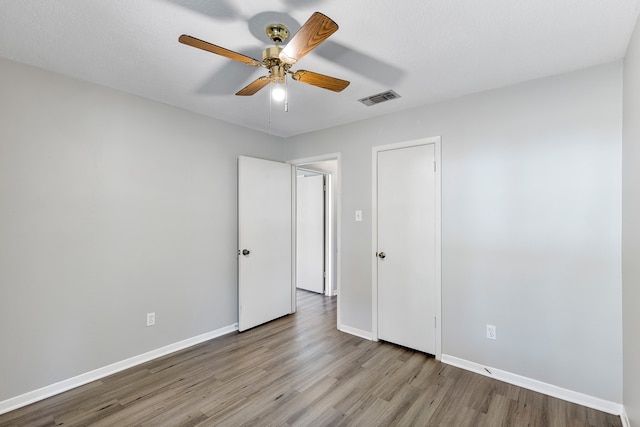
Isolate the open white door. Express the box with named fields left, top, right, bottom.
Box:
left=238, top=156, right=293, bottom=332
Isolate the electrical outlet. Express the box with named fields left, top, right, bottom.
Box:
left=146, top=312, right=155, bottom=327
left=486, top=324, right=496, bottom=340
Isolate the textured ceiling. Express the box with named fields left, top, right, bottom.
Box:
left=1, top=0, right=639, bottom=137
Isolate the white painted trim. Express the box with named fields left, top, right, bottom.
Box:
left=335, top=156, right=342, bottom=329
left=621, top=407, right=630, bottom=427
left=434, top=139, right=442, bottom=360
left=371, top=136, right=442, bottom=360
left=371, top=151, right=378, bottom=342
left=441, top=354, right=625, bottom=417
left=288, top=152, right=341, bottom=166
left=288, top=154, right=342, bottom=328
left=291, top=164, right=298, bottom=313
left=324, top=173, right=333, bottom=297
left=0, top=324, right=238, bottom=416
left=339, top=324, right=374, bottom=341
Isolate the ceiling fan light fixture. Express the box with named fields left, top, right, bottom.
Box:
left=269, top=63, right=287, bottom=102
left=271, top=82, right=286, bottom=102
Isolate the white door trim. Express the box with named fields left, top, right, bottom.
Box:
left=324, top=174, right=332, bottom=297
left=288, top=153, right=342, bottom=328
left=291, top=165, right=298, bottom=314
left=371, top=137, right=442, bottom=360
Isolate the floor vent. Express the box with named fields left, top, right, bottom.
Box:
left=358, top=90, right=401, bottom=106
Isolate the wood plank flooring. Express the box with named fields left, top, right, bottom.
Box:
left=0, top=290, right=622, bottom=426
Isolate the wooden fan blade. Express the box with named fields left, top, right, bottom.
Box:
left=279, top=12, right=338, bottom=65
left=291, top=70, right=350, bottom=92
left=179, top=35, right=262, bottom=67
left=236, top=76, right=271, bottom=96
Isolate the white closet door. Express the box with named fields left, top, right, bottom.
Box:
left=376, top=144, right=436, bottom=354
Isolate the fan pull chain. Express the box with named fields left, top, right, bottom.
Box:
left=284, top=76, right=289, bottom=113
left=268, top=84, right=273, bottom=134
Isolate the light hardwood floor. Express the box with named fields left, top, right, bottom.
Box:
left=0, top=290, right=622, bottom=426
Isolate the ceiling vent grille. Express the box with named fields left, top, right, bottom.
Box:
left=358, top=90, right=401, bottom=106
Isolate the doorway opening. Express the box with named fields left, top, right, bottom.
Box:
left=296, top=169, right=329, bottom=295
left=290, top=154, right=341, bottom=327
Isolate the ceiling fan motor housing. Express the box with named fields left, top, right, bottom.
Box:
left=263, top=45, right=288, bottom=83
left=263, top=45, right=283, bottom=62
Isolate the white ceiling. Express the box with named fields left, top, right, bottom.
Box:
left=1, top=1, right=639, bottom=137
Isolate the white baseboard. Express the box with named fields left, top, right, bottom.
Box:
left=441, top=354, right=624, bottom=417
left=338, top=324, right=373, bottom=341
left=621, top=406, right=630, bottom=427
left=0, top=323, right=238, bottom=416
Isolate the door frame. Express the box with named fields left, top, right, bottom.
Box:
left=289, top=153, right=341, bottom=326
left=371, top=137, right=442, bottom=360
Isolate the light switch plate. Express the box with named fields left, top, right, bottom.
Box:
left=355, top=210, right=363, bottom=222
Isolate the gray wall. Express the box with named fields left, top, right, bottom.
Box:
left=623, top=15, right=640, bottom=426
left=0, top=57, right=284, bottom=401
left=285, top=63, right=623, bottom=402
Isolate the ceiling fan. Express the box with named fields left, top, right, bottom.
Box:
left=179, top=12, right=350, bottom=98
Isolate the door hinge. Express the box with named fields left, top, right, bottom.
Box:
left=434, top=316, right=437, bottom=328
left=434, top=161, right=436, bottom=173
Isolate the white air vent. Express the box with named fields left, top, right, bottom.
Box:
left=358, top=90, right=401, bottom=106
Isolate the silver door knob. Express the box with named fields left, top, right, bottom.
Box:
left=378, top=252, right=386, bottom=259
left=242, top=249, right=250, bottom=256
